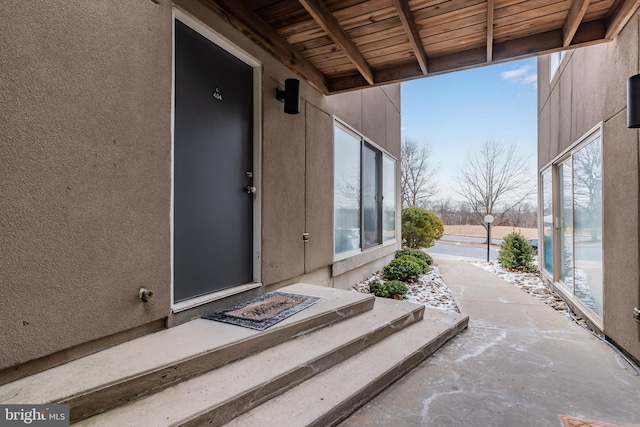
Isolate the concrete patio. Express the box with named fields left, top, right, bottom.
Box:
left=340, top=254, right=640, bottom=427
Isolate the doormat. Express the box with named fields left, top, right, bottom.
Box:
left=559, top=415, right=632, bottom=427
left=203, top=292, right=322, bottom=331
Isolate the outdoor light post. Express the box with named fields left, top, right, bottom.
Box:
left=484, top=214, right=494, bottom=262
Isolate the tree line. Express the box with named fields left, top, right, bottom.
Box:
left=401, top=138, right=537, bottom=229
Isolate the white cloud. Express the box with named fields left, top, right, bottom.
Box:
left=501, top=65, right=537, bottom=87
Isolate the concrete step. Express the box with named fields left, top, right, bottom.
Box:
left=0, top=283, right=374, bottom=422
left=73, top=297, right=431, bottom=426
left=226, top=308, right=469, bottom=427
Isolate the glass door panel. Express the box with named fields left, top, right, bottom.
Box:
left=363, top=145, right=381, bottom=248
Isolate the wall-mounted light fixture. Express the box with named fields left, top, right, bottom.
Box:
left=628, top=74, right=640, bottom=128
left=276, top=78, right=300, bottom=115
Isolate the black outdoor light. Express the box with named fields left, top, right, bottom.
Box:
left=628, top=74, right=640, bottom=128
left=276, top=78, right=300, bottom=114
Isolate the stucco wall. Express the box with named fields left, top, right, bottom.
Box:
left=0, top=1, right=173, bottom=372
left=0, top=0, right=401, bottom=372
left=538, top=11, right=640, bottom=362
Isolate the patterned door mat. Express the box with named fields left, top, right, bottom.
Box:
left=203, top=292, right=322, bottom=331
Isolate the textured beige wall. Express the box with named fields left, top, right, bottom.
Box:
left=304, top=104, right=334, bottom=274
left=538, top=11, right=640, bottom=361
left=0, top=1, right=173, bottom=370
left=602, top=114, right=640, bottom=360
left=1, top=0, right=401, bottom=370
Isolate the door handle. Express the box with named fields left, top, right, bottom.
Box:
left=245, top=186, right=257, bottom=194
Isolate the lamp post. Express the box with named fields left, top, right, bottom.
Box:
left=484, top=214, right=494, bottom=262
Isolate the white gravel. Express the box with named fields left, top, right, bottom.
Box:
left=350, top=258, right=592, bottom=329
left=350, top=265, right=460, bottom=313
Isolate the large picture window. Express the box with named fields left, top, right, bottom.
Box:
left=571, top=135, right=603, bottom=315
left=542, top=130, right=603, bottom=319
left=334, top=122, right=396, bottom=256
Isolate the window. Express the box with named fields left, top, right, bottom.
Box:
left=542, top=130, right=603, bottom=318
left=383, top=156, right=396, bottom=242
left=541, top=169, right=553, bottom=274
left=549, top=51, right=566, bottom=81
left=571, top=135, right=603, bottom=315
left=334, top=122, right=396, bottom=256
left=334, top=126, right=361, bottom=254
left=559, top=160, right=573, bottom=285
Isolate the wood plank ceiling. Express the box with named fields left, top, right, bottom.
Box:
left=201, top=0, right=640, bottom=94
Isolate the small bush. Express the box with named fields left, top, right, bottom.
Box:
left=401, top=208, right=444, bottom=249
left=396, top=248, right=433, bottom=266
left=498, top=231, right=535, bottom=272
left=397, top=254, right=429, bottom=274
left=368, top=280, right=408, bottom=299
left=382, top=257, right=422, bottom=282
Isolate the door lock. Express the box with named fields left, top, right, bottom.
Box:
left=246, top=186, right=257, bottom=194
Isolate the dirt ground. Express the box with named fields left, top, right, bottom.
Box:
left=444, top=225, right=538, bottom=239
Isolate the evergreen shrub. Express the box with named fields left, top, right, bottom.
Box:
left=368, top=280, right=408, bottom=299
left=382, top=256, right=422, bottom=282
left=498, top=231, right=535, bottom=272
left=401, top=208, right=444, bottom=249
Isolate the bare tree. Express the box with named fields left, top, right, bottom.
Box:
left=453, top=141, right=534, bottom=230
left=401, top=138, right=440, bottom=208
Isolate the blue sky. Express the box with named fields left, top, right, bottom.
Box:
left=400, top=57, right=538, bottom=201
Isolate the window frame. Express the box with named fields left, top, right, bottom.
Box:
left=333, top=119, right=397, bottom=261
left=549, top=50, right=566, bottom=82
left=539, top=123, right=604, bottom=324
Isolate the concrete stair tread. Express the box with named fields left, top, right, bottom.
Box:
left=73, top=298, right=428, bottom=426
left=225, top=308, right=469, bottom=427
left=0, top=283, right=373, bottom=420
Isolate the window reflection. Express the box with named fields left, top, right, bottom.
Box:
left=572, top=137, right=603, bottom=315
left=383, top=156, right=396, bottom=242
left=334, top=126, right=361, bottom=254
left=363, top=145, right=381, bottom=248
left=542, top=170, right=553, bottom=273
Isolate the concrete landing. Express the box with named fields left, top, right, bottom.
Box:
left=74, top=298, right=452, bottom=426
left=0, top=283, right=374, bottom=422
left=340, top=255, right=640, bottom=427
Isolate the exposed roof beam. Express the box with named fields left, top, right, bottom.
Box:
left=563, top=0, right=590, bottom=47
left=297, top=0, right=375, bottom=85
left=391, top=0, right=428, bottom=74
left=605, top=0, right=640, bottom=39
left=486, top=0, right=494, bottom=62
left=201, top=0, right=329, bottom=94
left=329, top=20, right=608, bottom=94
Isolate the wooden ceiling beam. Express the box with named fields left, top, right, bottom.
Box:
left=486, top=0, right=494, bottom=62
left=328, top=19, right=610, bottom=94
left=297, top=0, right=375, bottom=85
left=605, top=0, right=640, bottom=39
left=200, top=0, right=329, bottom=94
left=391, top=0, right=429, bottom=74
left=563, top=0, right=590, bottom=47
left=493, top=20, right=605, bottom=61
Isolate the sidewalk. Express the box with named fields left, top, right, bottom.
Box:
left=339, top=254, right=640, bottom=427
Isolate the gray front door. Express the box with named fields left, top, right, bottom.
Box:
left=174, top=19, right=254, bottom=303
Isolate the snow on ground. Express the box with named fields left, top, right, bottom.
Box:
left=350, top=265, right=460, bottom=313
left=349, top=258, right=590, bottom=331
